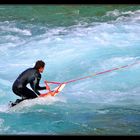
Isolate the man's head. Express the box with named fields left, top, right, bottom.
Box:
left=34, top=60, right=45, bottom=73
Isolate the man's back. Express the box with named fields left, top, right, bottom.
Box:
left=13, top=68, right=38, bottom=88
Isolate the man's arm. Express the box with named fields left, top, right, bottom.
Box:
left=35, top=74, right=46, bottom=90
left=30, top=80, right=41, bottom=96
left=30, top=72, right=46, bottom=96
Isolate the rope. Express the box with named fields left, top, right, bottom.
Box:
left=45, top=61, right=140, bottom=85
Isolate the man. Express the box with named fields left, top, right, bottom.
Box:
left=11, top=60, right=46, bottom=107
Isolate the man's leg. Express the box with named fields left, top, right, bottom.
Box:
left=10, top=99, right=24, bottom=107
left=10, top=87, right=37, bottom=107
left=21, top=87, right=38, bottom=99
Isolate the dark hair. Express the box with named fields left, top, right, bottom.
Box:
left=34, top=60, right=45, bottom=70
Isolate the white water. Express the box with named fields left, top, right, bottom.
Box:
left=0, top=8, right=140, bottom=135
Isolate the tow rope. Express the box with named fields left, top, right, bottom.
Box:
left=45, top=61, right=140, bottom=86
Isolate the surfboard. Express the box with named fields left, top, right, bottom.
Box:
left=9, top=83, right=66, bottom=108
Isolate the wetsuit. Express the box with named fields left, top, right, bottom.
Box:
left=12, top=68, right=46, bottom=103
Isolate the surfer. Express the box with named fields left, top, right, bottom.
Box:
left=11, top=60, right=47, bottom=107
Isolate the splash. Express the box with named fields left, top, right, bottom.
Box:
left=7, top=96, right=66, bottom=112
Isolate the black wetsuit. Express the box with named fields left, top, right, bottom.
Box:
left=12, top=68, right=46, bottom=105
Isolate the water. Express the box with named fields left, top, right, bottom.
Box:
left=0, top=5, right=140, bottom=135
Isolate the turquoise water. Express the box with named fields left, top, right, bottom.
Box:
left=0, top=5, right=140, bottom=135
